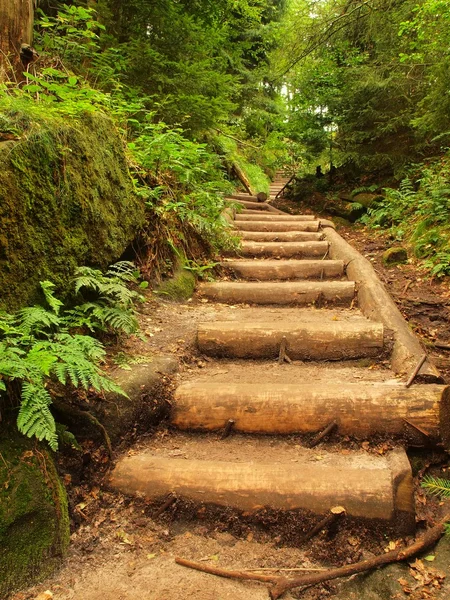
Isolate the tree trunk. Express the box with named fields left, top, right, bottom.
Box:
left=0, top=0, right=35, bottom=81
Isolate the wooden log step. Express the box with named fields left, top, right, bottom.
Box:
left=197, top=281, right=355, bottom=306
left=228, top=194, right=262, bottom=202
left=234, top=220, right=320, bottom=232
left=237, top=241, right=329, bottom=258
left=197, top=320, right=384, bottom=360
left=109, top=448, right=414, bottom=529
left=239, top=230, right=324, bottom=242
left=221, top=259, right=345, bottom=280
left=235, top=213, right=315, bottom=222
left=173, top=382, right=450, bottom=446
left=231, top=199, right=270, bottom=210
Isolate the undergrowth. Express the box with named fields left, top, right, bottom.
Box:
left=361, top=154, right=450, bottom=277
left=0, top=262, right=145, bottom=450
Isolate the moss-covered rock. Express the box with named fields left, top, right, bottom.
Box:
left=0, top=429, right=70, bottom=597
left=0, top=112, right=145, bottom=311
left=382, top=246, right=408, bottom=266
left=156, top=263, right=196, bottom=301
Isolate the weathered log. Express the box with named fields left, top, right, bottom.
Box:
left=197, top=320, right=385, bottom=360
left=172, top=382, right=449, bottom=447
left=234, top=220, right=320, bottom=232
left=238, top=231, right=324, bottom=242
left=236, top=241, right=329, bottom=258
left=324, top=228, right=442, bottom=381
left=197, top=281, right=355, bottom=306
left=109, top=448, right=414, bottom=526
left=221, top=259, right=343, bottom=279
left=235, top=213, right=316, bottom=222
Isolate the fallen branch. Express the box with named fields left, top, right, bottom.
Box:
left=175, top=510, right=450, bottom=600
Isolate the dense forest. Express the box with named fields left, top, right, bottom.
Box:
left=1, top=0, right=450, bottom=596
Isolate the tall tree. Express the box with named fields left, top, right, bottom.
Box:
left=0, top=0, right=35, bottom=80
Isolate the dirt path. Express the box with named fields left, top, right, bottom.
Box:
left=17, top=175, right=450, bottom=600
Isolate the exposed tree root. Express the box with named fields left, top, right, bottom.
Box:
left=176, top=510, right=450, bottom=599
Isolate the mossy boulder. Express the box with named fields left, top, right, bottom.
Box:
left=0, top=429, right=70, bottom=597
left=382, top=246, right=408, bottom=266
left=0, top=112, right=145, bottom=311
left=156, top=263, right=196, bottom=301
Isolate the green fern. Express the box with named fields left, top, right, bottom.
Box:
left=0, top=262, right=143, bottom=449
left=40, top=281, right=64, bottom=315
left=17, top=382, right=58, bottom=449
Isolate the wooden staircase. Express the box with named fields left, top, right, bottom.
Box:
left=110, top=172, right=450, bottom=538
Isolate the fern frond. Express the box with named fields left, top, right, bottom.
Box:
left=17, top=306, right=60, bottom=336
left=92, top=306, right=139, bottom=334
left=422, top=475, right=450, bottom=498
left=73, top=266, right=104, bottom=295
left=40, top=281, right=64, bottom=315
left=17, top=382, right=58, bottom=450
left=106, top=261, right=136, bottom=279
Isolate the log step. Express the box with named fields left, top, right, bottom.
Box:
left=173, top=382, right=449, bottom=445
left=197, top=281, right=355, bottom=306
left=109, top=447, right=414, bottom=530
left=231, top=200, right=270, bottom=210
left=235, top=213, right=315, bottom=222
left=234, top=220, right=320, bottom=232
left=221, top=259, right=344, bottom=279
left=239, top=230, right=324, bottom=242
left=197, top=320, right=384, bottom=360
left=228, top=194, right=262, bottom=202
left=237, top=241, right=329, bottom=258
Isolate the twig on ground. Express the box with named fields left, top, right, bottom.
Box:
left=302, top=506, right=346, bottom=542
left=221, top=419, right=235, bottom=439
left=278, top=336, right=292, bottom=364
left=405, top=354, right=427, bottom=388
left=309, top=421, right=337, bottom=448
left=153, top=493, right=177, bottom=518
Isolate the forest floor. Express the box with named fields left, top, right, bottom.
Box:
left=13, top=202, right=450, bottom=600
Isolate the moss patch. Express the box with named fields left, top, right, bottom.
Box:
left=0, top=112, right=145, bottom=310
left=382, top=246, right=408, bottom=266
left=0, top=429, right=69, bottom=597
left=155, top=263, right=196, bottom=301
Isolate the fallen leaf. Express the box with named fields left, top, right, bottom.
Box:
left=424, top=555, right=436, bottom=562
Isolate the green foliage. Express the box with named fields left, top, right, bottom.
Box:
left=362, top=154, right=450, bottom=276
left=0, top=263, right=144, bottom=450
left=422, top=475, right=450, bottom=498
